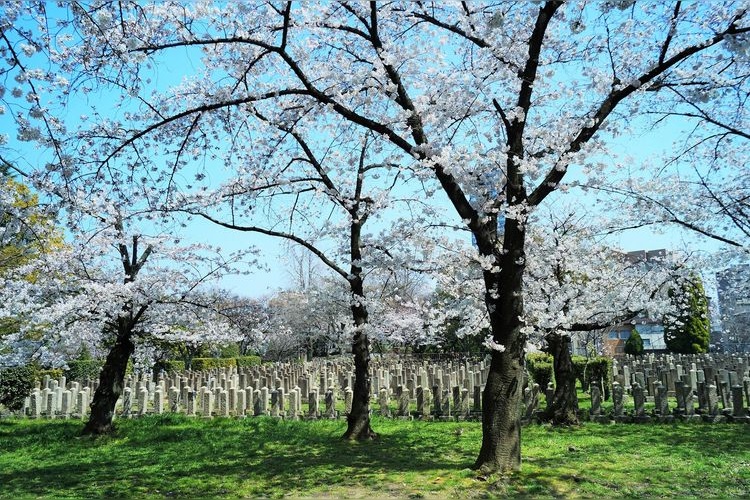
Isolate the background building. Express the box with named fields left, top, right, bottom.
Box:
left=715, top=265, right=750, bottom=353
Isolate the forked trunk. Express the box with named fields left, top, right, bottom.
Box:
left=542, top=332, right=579, bottom=426
left=82, top=326, right=134, bottom=435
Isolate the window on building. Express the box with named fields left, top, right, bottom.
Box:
left=642, top=338, right=652, bottom=348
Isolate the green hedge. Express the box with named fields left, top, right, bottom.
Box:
left=526, top=352, right=554, bottom=390
left=191, top=357, right=237, bottom=371
left=163, top=360, right=186, bottom=373
left=0, top=366, right=35, bottom=411
left=35, top=368, right=64, bottom=383
left=235, top=356, right=262, bottom=368
left=64, top=360, right=103, bottom=381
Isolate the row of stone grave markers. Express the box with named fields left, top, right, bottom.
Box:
left=20, top=356, right=490, bottom=420
left=17, top=353, right=750, bottom=423
left=609, top=353, right=750, bottom=420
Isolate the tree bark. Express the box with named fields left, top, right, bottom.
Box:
left=342, top=212, right=376, bottom=440
left=473, top=221, right=526, bottom=473
left=542, top=332, right=579, bottom=426
left=81, top=320, right=134, bottom=435
left=343, top=285, right=376, bottom=440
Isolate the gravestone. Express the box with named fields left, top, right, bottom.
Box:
left=219, top=390, right=229, bottom=417
left=612, top=382, right=624, bottom=420
left=441, top=389, right=451, bottom=419
left=186, top=389, right=196, bottom=416
left=324, top=390, right=336, bottom=419
left=591, top=385, right=602, bottom=416
left=122, top=387, right=132, bottom=418
left=169, top=386, right=180, bottom=413
left=732, top=385, right=746, bottom=419
left=416, top=386, right=425, bottom=416
left=397, top=386, right=410, bottom=418
left=708, top=384, right=720, bottom=416
left=344, top=388, right=353, bottom=416
left=138, top=388, right=149, bottom=416
left=379, top=388, right=390, bottom=417
left=153, top=388, right=164, bottom=414
left=473, top=385, right=482, bottom=414
left=459, top=388, right=470, bottom=419
left=432, top=384, right=441, bottom=416
left=29, top=391, right=41, bottom=419
left=60, top=390, right=72, bottom=419
left=308, top=390, right=319, bottom=418
left=632, top=382, right=649, bottom=422
left=201, top=388, right=213, bottom=417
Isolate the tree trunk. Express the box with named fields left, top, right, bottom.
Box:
left=474, top=344, right=525, bottom=474
left=474, top=250, right=526, bottom=473
left=342, top=208, right=376, bottom=440
left=473, top=223, right=526, bottom=473
left=82, top=323, right=134, bottom=436
left=342, top=286, right=376, bottom=440
left=343, top=322, right=376, bottom=440
left=542, top=332, right=579, bottom=426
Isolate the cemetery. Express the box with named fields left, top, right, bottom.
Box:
left=13, top=353, right=750, bottom=424
left=3, top=2, right=750, bottom=497
left=1, top=353, right=749, bottom=498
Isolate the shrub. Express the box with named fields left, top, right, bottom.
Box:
left=0, top=366, right=35, bottom=411
left=35, top=368, right=64, bottom=383
left=162, top=360, right=186, bottom=373
left=235, top=356, right=262, bottom=368
left=624, top=328, right=644, bottom=356
left=218, top=343, right=241, bottom=358
left=64, top=360, right=103, bottom=381
left=191, top=357, right=237, bottom=371
left=526, top=352, right=554, bottom=390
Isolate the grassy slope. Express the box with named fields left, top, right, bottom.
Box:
left=0, top=415, right=748, bottom=499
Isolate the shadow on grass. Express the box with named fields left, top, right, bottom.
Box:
left=1, top=416, right=748, bottom=498
left=0, top=415, right=480, bottom=498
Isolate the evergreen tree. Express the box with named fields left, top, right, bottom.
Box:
left=663, top=275, right=710, bottom=354
left=624, top=328, right=644, bottom=356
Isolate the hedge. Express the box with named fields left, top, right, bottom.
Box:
left=526, top=352, right=554, bottom=390
left=35, top=368, right=64, bottom=382
left=64, top=359, right=103, bottom=381
left=236, top=355, right=262, bottom=368
left=0, top=366, right=35, bottom=411
left=191, top=357, right=237, bottom=371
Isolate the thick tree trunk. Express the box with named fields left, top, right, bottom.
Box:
left=542, top=332, right=579, bottom=426
left=82, top=324, right=134, bottom=436
left=474, top=343, right=525, bottom=474
left=473, top=221, right=527, bottom=473
left=342, top=289, right=376, bottom=440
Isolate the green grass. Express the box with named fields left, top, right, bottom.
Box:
left=0, top=415, right=748, bottom=499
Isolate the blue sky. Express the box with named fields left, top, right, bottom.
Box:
left=0, top=6, right=729, bottom=299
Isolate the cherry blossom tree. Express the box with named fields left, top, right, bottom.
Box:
left=4, top=0, right=750, bottom=472
left=0, top=192, right=249, bottom=434
left=432, top=209, right=679, bottom=425
left=524, top=212, right=679, bottom=425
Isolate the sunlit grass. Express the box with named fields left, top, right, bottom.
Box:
left=0, top=415, right=748, bottom=498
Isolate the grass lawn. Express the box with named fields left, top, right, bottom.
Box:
left=0, top=414, right=748, bottom=499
